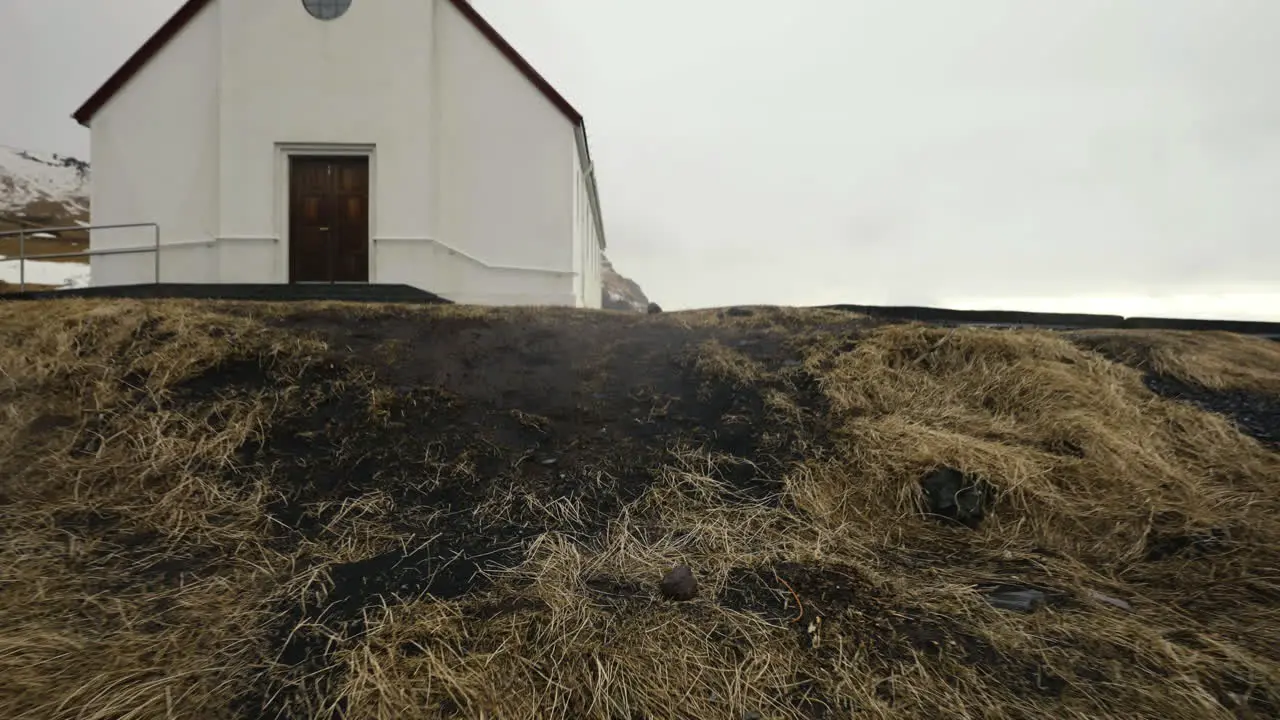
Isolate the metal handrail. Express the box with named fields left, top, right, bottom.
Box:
left=0, top=222, right=159, bottom=292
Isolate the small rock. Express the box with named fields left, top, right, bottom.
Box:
left=982, top=586, right=1047, bottom=613
left=659, top=565, right=698, bottom=601
left=920, top=467, right=989, bottom=528
left=743, top=712, right=764, bottom=720
left=647, top=302, right=663, bottom=314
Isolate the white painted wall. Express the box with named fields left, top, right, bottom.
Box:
left=87, top=0, right=602, bottom=307
left=88, top=0, right=220, bottom=285
left=432, top=0, right=580, bottom=306
left=572, top=153, right=585, bottom=305
left=573, top=151, right=604, bottom=309
left=584, top=155, right=603, bottom=309
left=215, top=0, right=437, bottom=283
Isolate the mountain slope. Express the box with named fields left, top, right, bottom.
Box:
left=0, top=145, right=90, bottom=224
left=602, top=255, right=651, bottom=311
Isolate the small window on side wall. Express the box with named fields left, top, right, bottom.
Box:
left=301, top=0, right=353, bottom=21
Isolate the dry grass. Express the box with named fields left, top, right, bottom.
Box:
left=0, top=300, right=1277, bottom=719
left=0, top=280, right=60, bottom=294
left=1072, top=329, right=1280, bottom=393
left=0, top=233, right=88, bottom=264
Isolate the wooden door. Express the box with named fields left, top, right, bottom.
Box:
left=288, top=156, right=369, bottom=283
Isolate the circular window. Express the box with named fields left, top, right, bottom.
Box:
left=301, top=0, right=352, bottom=20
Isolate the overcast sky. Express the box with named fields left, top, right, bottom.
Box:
left=4, top=0, right=1279, bottom=318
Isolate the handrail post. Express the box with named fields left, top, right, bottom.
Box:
left=18, top=227, right=25, bottom=292
left=154, top=224, right=160, bottom=284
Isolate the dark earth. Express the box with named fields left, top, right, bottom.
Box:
left=1142, top=374, right=1280, bottom=450
left=252, top=314, right=1274, bottom=718
left=226, top=307, right=843, bottom=718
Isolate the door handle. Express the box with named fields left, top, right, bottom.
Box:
left=319, top=227, right=330, bottom=231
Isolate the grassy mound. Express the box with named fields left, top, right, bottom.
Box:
left=1, top=300, right=1278, bottom=719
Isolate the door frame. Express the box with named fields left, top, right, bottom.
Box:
left=275, top=142, right=376, bottom=284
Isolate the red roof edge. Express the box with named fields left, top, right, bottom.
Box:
left=72, top=0, right=585, bottom=129
left=72, top=0, right=213, bottom=127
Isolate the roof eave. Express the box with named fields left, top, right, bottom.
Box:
left=72, top=0, right=214, bottom=127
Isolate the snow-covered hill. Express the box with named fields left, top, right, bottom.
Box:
left=0, top=145, right=90, bottom=220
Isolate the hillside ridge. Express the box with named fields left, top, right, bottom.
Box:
left=1, top=301, right=1277, bottom=719
left=0, top=144, right=89, bottom=221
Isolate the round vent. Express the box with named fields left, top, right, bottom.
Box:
left=301, top=0, right=352, bottom=21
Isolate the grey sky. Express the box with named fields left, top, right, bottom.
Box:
left=4, top=0, right=1279, bottom=317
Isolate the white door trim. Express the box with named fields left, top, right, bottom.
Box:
left=275, top=143, right=377, bottom=284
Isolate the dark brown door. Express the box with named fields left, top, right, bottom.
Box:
left=288, top=156, right=369, bottom=283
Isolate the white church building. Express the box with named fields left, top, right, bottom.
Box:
left=73, top=0, right=606, bottom=307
